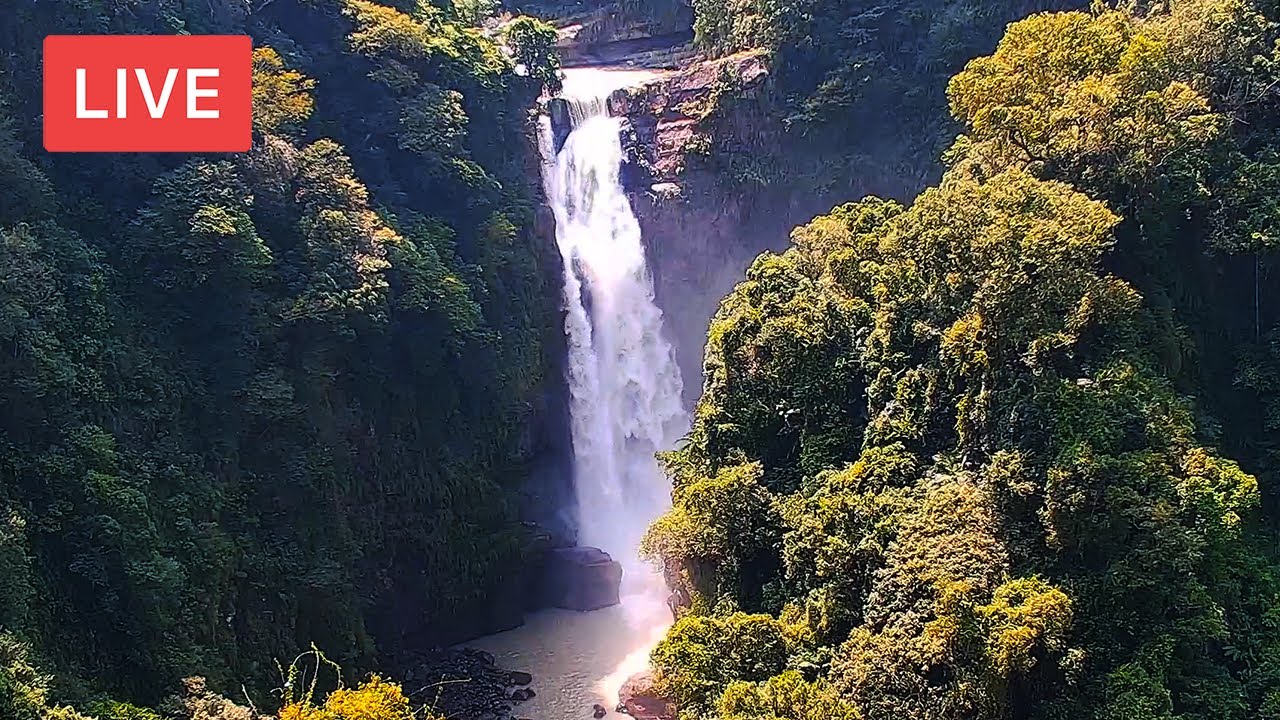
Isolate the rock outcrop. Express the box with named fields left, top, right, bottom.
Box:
left=619, top=671, right=676, bottom=720
left=540, top=546, right=624, bottom=611
left=604, top=51, right=807, bottom=403
left=608, top=50, right=770, bottom=186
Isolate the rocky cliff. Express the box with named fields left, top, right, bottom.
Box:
left=607, top=52, right=786, bottom=403
left=546, top=0, right=1080, bottom=402
left=601, top=51, right=932, bottom=402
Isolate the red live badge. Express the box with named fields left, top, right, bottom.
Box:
left=43, top=35, right=252, bottom=153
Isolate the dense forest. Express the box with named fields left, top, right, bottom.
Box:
left=676, top=0, right=1086, bottom=198
left=0, top=1, right=563, bottom=718
left=642, top=0, right=1280, bottom=719
left=8, top=0, right=1280, bottom=719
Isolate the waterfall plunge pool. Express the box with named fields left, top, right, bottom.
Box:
left=466, top=589, right=670, bottom=720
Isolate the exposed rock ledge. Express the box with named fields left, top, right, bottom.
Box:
left=608, top=49, right=770, bottom=186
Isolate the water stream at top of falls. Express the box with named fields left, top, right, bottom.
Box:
left=468, top=76, right=688, bottom=719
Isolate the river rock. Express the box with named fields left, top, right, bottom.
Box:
left=593, top=704, right=608, bottom=719
left=391, top=647, right=516, bottom=720
left=509, top=670, right=533, bottom=686
left=619, top=671, right=675, bottom=720
left=549, top=97, right=574, bottom=153
left=510, top=688, right=534, bottom=702
left=543, top=546, right=623, bottom=611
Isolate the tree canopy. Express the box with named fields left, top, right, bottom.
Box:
left=643, top=2, right=1280, bottom=719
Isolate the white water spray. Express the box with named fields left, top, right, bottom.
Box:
left=541, top=97, right=688, bottom=701
left=545, top=108, right=687, bottom=560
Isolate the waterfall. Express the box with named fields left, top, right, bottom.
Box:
left=464, top=85, right=687, bottom=719
left=539, top=99, right=687, bottom=587
left=566, top=96, right=608, bottom=126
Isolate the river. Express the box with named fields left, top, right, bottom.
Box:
left=468, top=593, right=670, bottom=719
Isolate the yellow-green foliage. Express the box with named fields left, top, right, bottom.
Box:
left=252, top=47, right=315, bottom=136
left=778, top=446, right=919, bottom=642
left=280, top=676, right=431, bottom=720
left=977, top=578, right=1073, bottom=676
left=691, top=238, right=872, bottom=493
left=287, top=139, right=394, bottom=322
left=650, top=613, right=795, bottom=714
left=342, top=0, right=507, bottom=84
left=643, top=4, right=1280, bottom=719
left=89, top=700, right=165, bottom=720
left=342, top=0, right=442, bottom=59
left=948, top=8, right=1223, bottom=189
left=864, top=479, right=1009, bottom=623
left=642, top=463, right=782, bottom=605
left=502, top=16, right=562, bottom=92
left=0, top=634, right=105, bottom=720
left=945, top=0, right=1280, bottom=257
left=0, top=633, right=50, bottom=720
left=324, top=677, right=417, bottom=720
left=717, top=670, right=859, bottom=720
left=860, top=169, right=1134, bottom=446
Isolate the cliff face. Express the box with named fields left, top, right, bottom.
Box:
left=542, top=1, right=1086, bottom=403
left=606, top=52, right=780, bottom=404
left=513, top=0, right=697, bottom=67
left=607, top=53, right=928, bottom=403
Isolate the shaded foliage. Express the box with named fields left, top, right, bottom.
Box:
left=0, top=0, right=565, bottom=712
left=681, top=0, right=1086, bottom=197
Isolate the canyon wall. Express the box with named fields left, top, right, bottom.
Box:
left=546, top=0, right=1085, bottom=401
left=606, top=55, right=935, bottom=401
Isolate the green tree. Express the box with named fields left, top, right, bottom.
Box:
left=503, top=16, right=562, bottom=93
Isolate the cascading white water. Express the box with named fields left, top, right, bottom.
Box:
left=544, top=98, right=688, bottom=708
left=542, top=103, right=687, bottom=576
left=468, top=85, right=685, bottom=720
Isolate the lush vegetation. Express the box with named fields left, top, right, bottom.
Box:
left=0, top=0, right=564, bottom=716
left=644, top=1, right=1280, bottom=718
left=680, top=0, right=1086, bottom=194
left=9, top=0, right=1280, bottom=718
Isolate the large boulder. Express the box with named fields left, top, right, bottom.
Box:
left=619, top=671, right=675, bottom=720
left=542, top=546, right=623, bottom=611
left=520, top=522, right=575, bottom=612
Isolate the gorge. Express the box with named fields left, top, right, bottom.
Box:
left=6, top=2, right=1280, bottom=720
